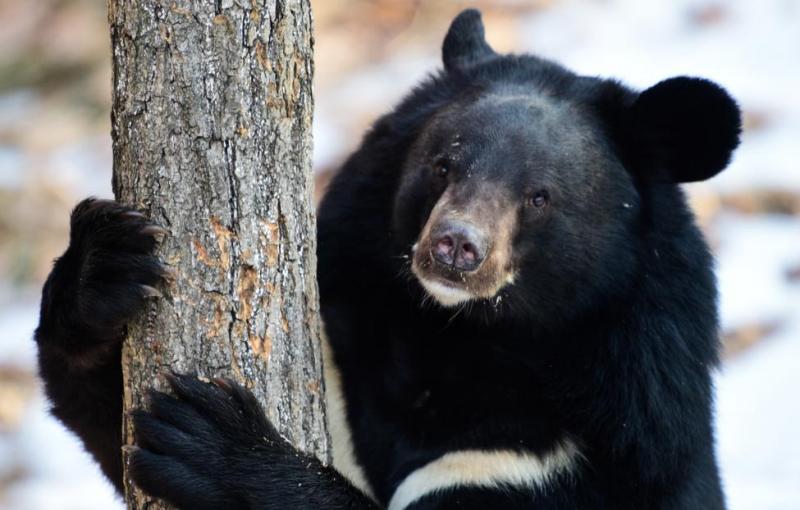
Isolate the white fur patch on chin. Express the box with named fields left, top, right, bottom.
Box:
left=417, top=277, right=474, bottom=307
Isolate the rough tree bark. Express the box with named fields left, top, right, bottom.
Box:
left=107, top=1, right=327, bottom=508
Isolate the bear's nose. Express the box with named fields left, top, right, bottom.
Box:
left=431, top=222, right=486, bottom=272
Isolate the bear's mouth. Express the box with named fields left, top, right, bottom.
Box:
left=410, top=240, right=515, bottom=307
left=416, top=275, right=475, bottom=307
left=408, top=186, right=518, bottom=307
left=410, top=241, right=477, bottom=306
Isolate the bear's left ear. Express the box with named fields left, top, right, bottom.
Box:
left=442, top=9, right=497, bottom=72
left=626, top=77, right=741, bottom=183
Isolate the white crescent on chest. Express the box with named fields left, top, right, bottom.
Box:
left=321, top=334, right=580, bottom=510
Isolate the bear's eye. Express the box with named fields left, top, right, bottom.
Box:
left=526, top=190, right=549, bottom=208
left=433, top=161, right=449, bottom=178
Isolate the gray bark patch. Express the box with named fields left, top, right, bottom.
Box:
left=108, top=1, right=326, bottom=507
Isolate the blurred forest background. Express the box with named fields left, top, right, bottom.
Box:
left=0, top=0, right=798, bottom=509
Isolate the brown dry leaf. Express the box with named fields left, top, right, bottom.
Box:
left=742, top=109, right=772, bottom=132
left=722, top=320, right=783, bottom=359
left=721, top=189, right=800, bottom=216
left=688, top=189, right=723, bottom=225
left=785, top=264, right=800, bottom=283
left=688, top=4, right=728, bottom=27
left=0, top=465, right=28, bottom=501
left=0, top=366, right=37, bottom=432
left=314, top=169, right=336, bottom=207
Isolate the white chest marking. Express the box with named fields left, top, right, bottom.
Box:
left=387, top=441, right=580, bottom=510
left=322, top=334, right=376, bottom=499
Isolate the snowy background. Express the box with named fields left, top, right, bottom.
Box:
left=1, top=0, right=799, bottom=508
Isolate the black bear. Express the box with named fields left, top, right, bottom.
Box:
left=35, top=9, right=740, bottom=510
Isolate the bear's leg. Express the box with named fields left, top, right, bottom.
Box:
left=34, top=198, right=168, bottom=492
left=129, top=374, right=379, bottom=510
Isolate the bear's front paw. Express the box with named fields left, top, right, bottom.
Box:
left=128, top=374, right=288, bottom=509
left=50, top=198, right=171, bottom=344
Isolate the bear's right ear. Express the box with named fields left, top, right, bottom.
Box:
left=442, top=9, right=496, bottom=72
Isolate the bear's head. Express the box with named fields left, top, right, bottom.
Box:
left=392, top=9, right=740, bottom=320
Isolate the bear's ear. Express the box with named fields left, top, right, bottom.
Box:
left=626, top=77, right=741, bottom=183
left=442, top=9, right=496, bottom=72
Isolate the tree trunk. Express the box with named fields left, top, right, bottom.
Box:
left=107, top=1, right=326, bottom=508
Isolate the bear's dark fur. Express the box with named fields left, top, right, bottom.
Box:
left=35, top=9, right=740, bottom=510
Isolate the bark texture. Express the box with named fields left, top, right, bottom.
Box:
left=107, top=1, right=326, bottom=508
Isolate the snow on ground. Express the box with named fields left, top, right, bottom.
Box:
left=516, top=0, right=800, bottom=194
left=717, top=321, right=800, bottom=508
left=716, top=214, right=800, bottom=331
left=714, top=214, right=800, bottom=509
left=0, top=303, right=123, bottom=510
